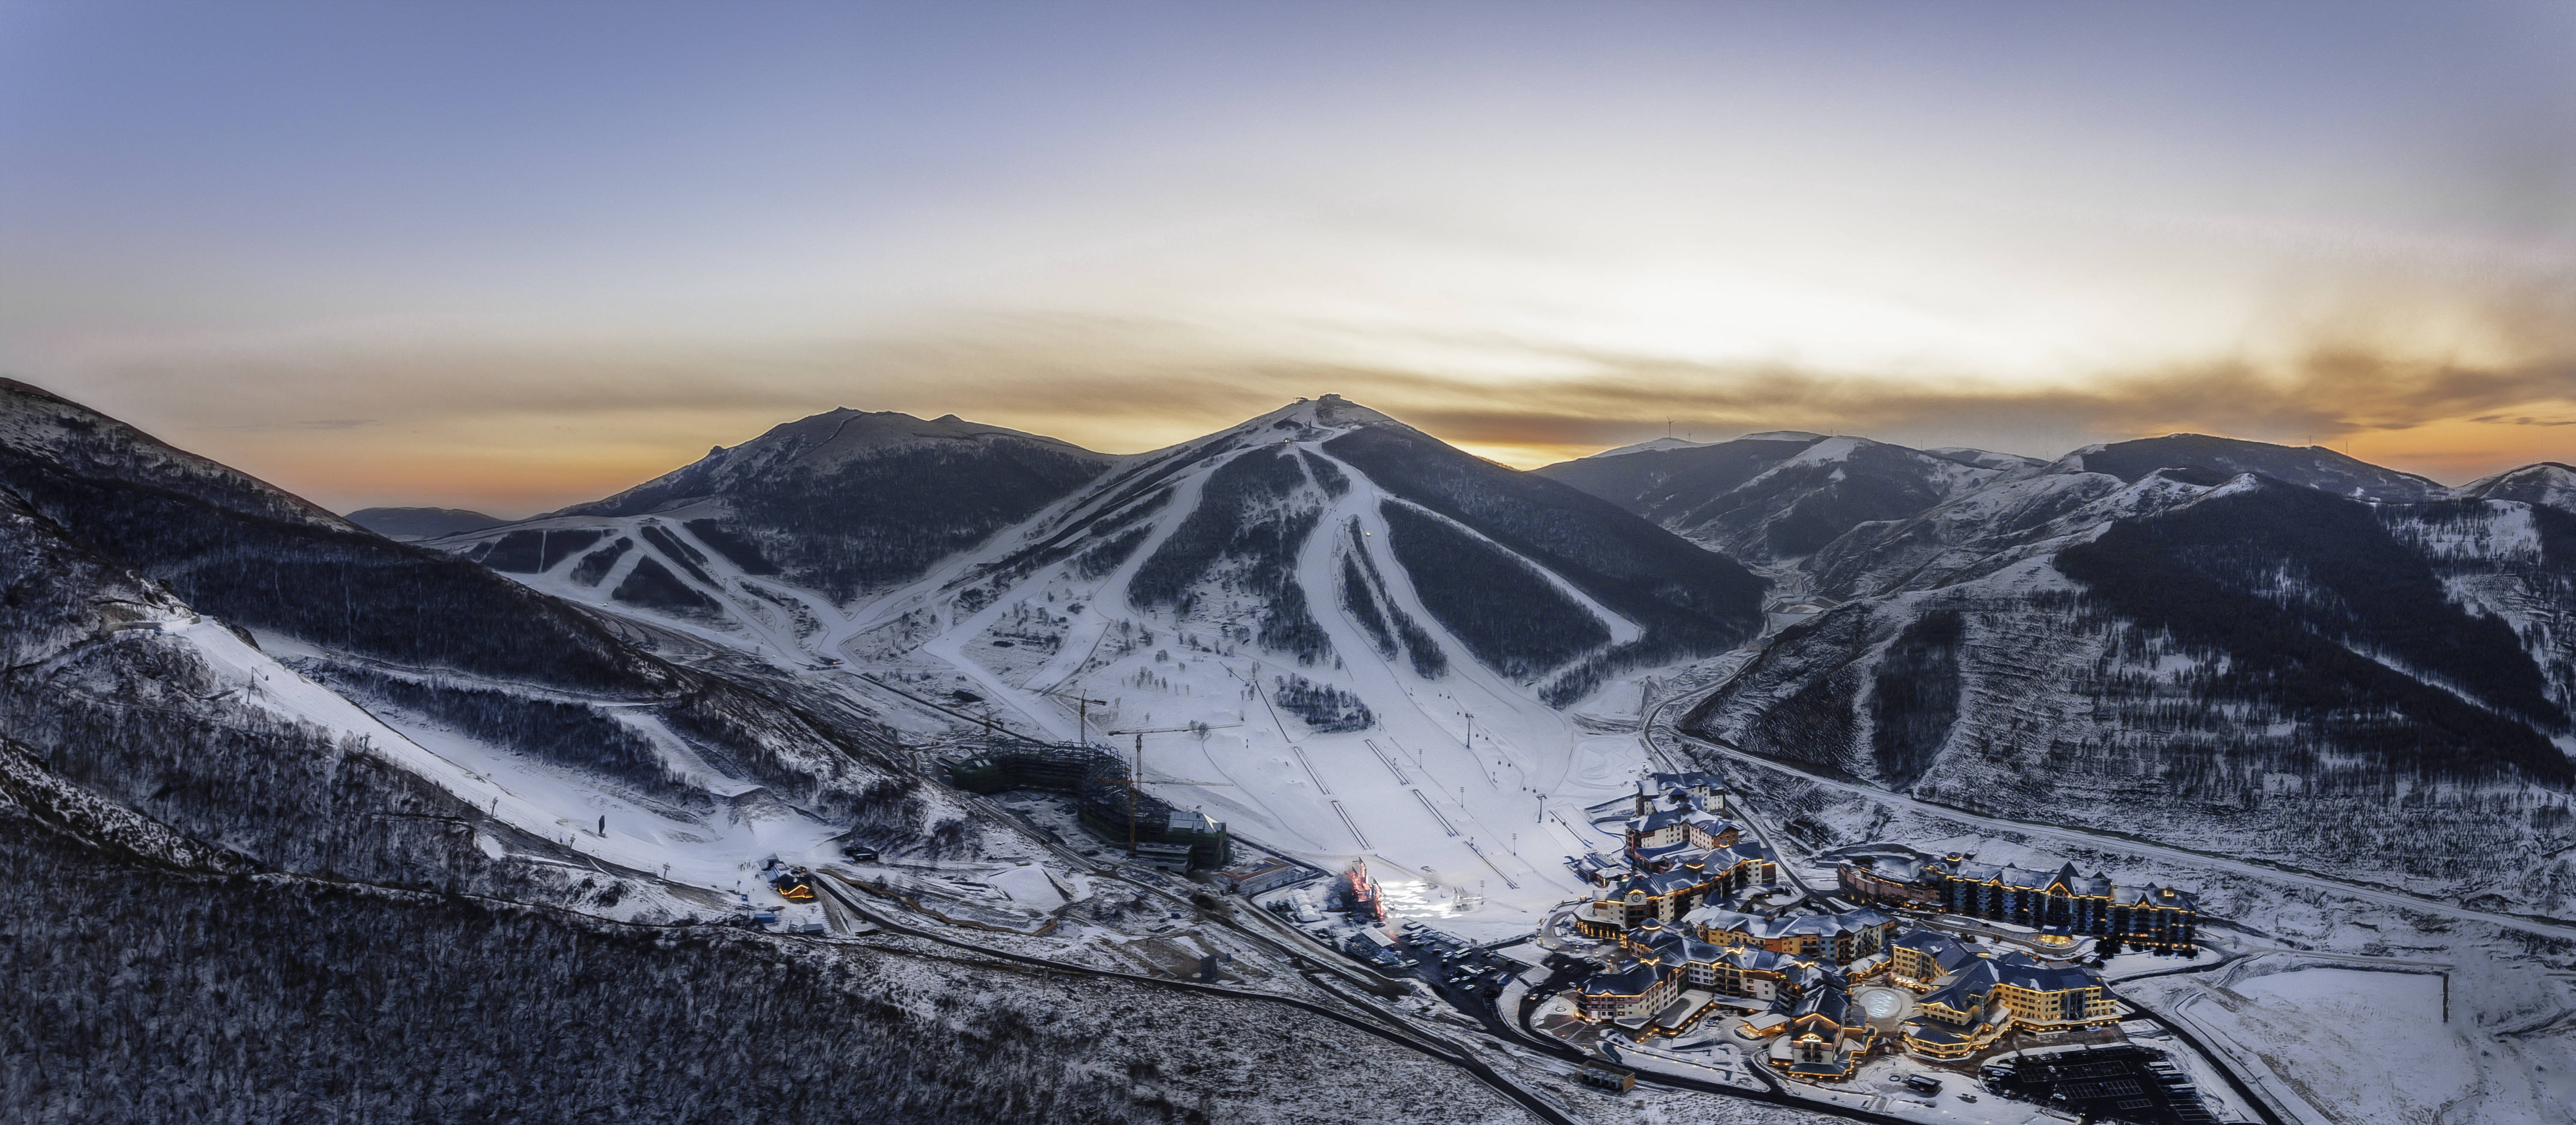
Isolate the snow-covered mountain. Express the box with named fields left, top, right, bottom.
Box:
left=547, top=407, right=1115, bottom=603
left=1536, top=420, right=2576, bottom=917
left=0, top=378, right=1548, bottom=1124
left=2059, top=432, right=2447, bottom=501
left=2456, top=461, right=2576, bottom=512
left=1585, top=435, right=1715, bottom=458
left=1533, top=432, right=2020, bottom=569
left=453, top=395, right=1767, bottom=699
left=443, top=396, right=2576, bottom=930
left=0, top=379, right=951, bottom=881
left=14, top=369, right=2576, bottom=1120
left=439, top=395, right=1766, bottom=924
left=1681, top=469, right=2576, bottom=914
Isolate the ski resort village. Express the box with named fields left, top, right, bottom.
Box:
left=11, top=379, right=2573, bottom=1125
left=389, top=396, right=2572, bottom=1125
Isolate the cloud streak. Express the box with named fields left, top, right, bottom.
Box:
left=33, top=292, right=2574, bottom=515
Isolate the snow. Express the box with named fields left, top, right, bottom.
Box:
left=562, top=408, right=1101, bottom=518
left=166, top=620, right=845, bottom=906
left=1589, top=436, right=1715, bottom=458
left=459, top=398, right=1684, bottom=939
left=1782, top=436, right=1862, bottom=467
left=379, top=398, right=2576, bottom=1124
left=2123, top=964, right=2561, bottom=1125
left=987, top=864, right=1069, bottom=911
left=2456, top=462, right=2576, bottom=511
left=1923, top=447, right=2047, bottom=472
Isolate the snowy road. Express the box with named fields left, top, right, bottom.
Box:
left=1659, top=722, right=2576, bottom=943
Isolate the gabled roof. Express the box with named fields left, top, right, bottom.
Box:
left=1637, top=928, right=1729, bottom=965
left=1921, top=950, right=2102, bottom=1008
left=1991, top=953, right=2100, bottom=994
left=1684, top=905, right=1757, bottom=933
left=1920, top=959, right=2002, bottom=1012
left=2116, top=883, right=2200, bottom=910
left=1702, top=907, right=1893, bottom=941
left=1579, top=961, right=1666, bottom=997
left=1648, top=770, right=1722, bottom=792
left=1891, top=929, right=1980, bottom=973
left=1642, top=869, right=1704, bottom=895
left=1900, top=1020, right=1972, bottom=1045
left=1718, top=945, right=1796, bottom=973
left=1930, top=854, right=2198, bottom=908
left=1638, top=808, right=1694, bottom=832
left=1792, top=985, right=1855, bottom=1027
left=1785, top=962, right=1846, bottom=992
left=1710, top=841, right=1775, bottom=865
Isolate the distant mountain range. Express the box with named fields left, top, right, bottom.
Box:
left=1533, top=432, right=2031, bottom=571
left=422, top=396, right=1768, bottom=784
left=406, top=398, right=2576, bottom=916
left=0, top=379, right=1264, bottom=1121
left=1537, top=430, right=2576, bottom=917
left=345, top=505, right=508, bottom=539
left=6, top=373, right=2573, bottom=1118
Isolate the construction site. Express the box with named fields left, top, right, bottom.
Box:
left=942, top=737, right=1233, bottom=870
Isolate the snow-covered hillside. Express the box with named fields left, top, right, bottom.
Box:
left=2456, top=461, right=2576, bottom=512
left=1682, top=473, right=2576, bottom=915
left=1, top=379, right=1586, bottom=1125
left=0, top=379, right=955, bottom=916
left=1587, top=435, right=1715, bottom=458
left=548, top=407, right=1114, bottom=603
left=2054, top=432, right=2448, bottom=501
left=1534, top=432, right=2020, bottom=571
left=445, top=395, right=1768, bottom=935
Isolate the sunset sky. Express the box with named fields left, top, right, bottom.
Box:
left=3, top=1, right=2571, bottom=515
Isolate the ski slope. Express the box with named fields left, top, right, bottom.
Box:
left=449, top=399, right=1678, bottom=936
left=170, top=620, right=846, bottom=905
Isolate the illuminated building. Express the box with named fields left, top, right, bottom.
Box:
left=1684, top=905, right=1898, bottom=969
left=1899, top=950, right=2123, bottom=1060
left=1837, top=853, right=2200, bottom=952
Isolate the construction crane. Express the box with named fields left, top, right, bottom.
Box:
left=1104, top=722, right=1242, bottom=857
left=1035, top=686, right=1110, bottom=744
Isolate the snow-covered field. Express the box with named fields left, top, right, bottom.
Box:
left=2125, top=959, right=2575, bottom=1125
left=169, top=620, right=847, bottom=916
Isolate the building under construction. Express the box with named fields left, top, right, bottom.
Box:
left=943, top=740, right=1231, bottom=870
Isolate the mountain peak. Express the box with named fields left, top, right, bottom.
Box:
left=1588, top=436, right=1713, bottom=459
left=2059, top=433, right=2443, bottom=502
left=1201, top=395, right=1401, bottom=443
left=2456, top=461, right=2576, bottom=512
